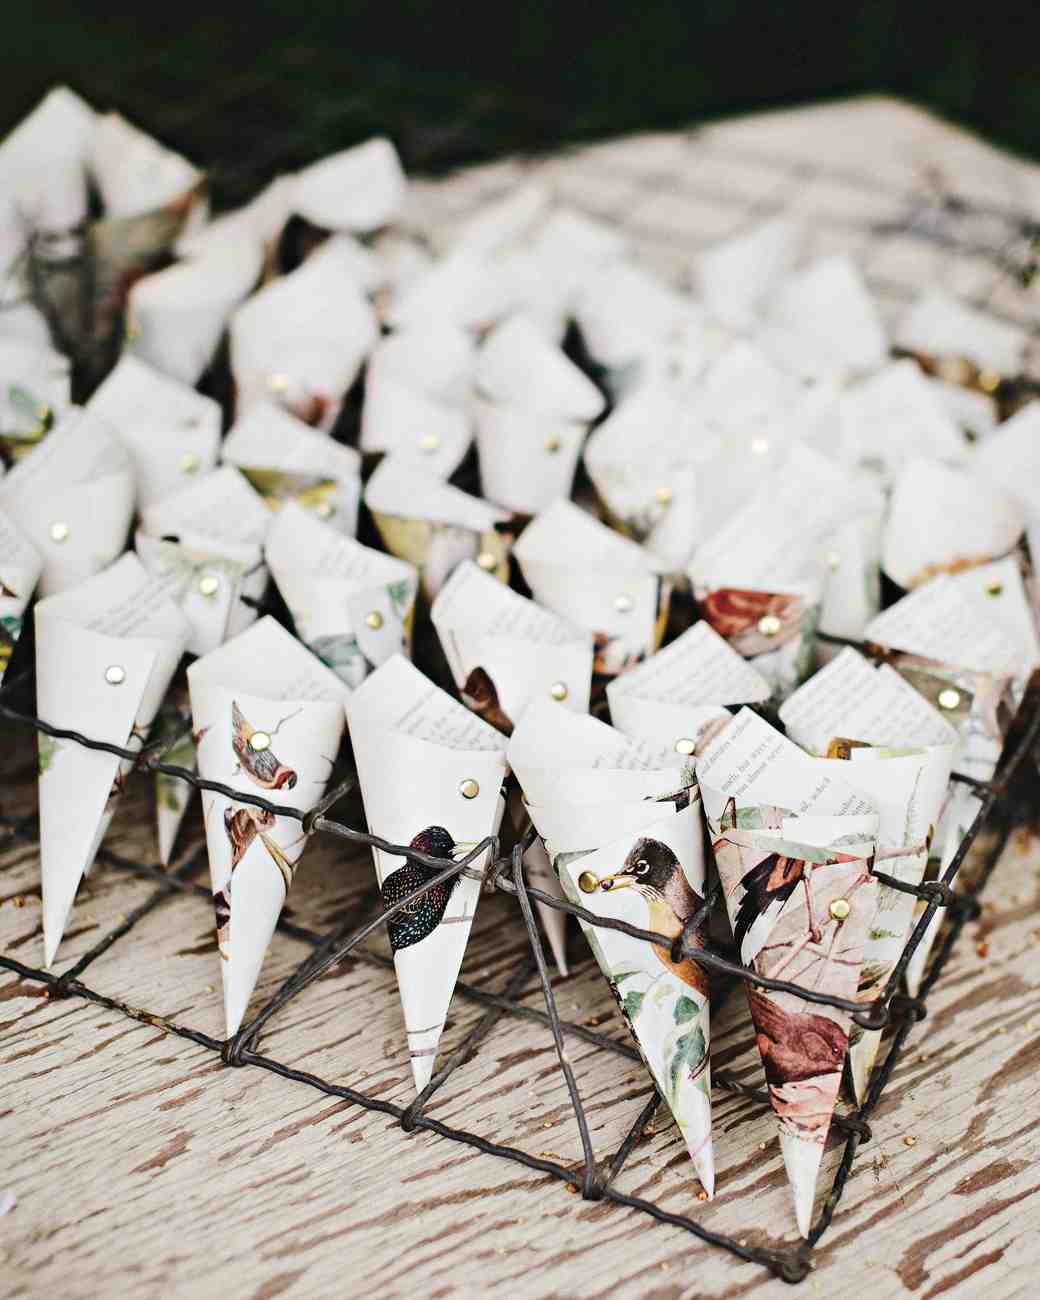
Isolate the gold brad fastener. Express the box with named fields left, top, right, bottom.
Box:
left=249, top=731, right=272, bottom=753
left=49, top=521, right=70, bottom=543
left=179, top=451, right=200, bottom=474
left=655, top=485, right=673, bottom=506
left=315, top=500, right=336, bottom=519
left=578, top=871, right=599, bottom=894
left=544, top=434, right=561, bottom=453
left=418, top=433, right=440, bottom=452
left=549, top=682, right=568, bottom=701
left=365, top=611, right=384, bottom=630
left=829, top=898, right=851, bottom=922
left=674, top=737, right=696, bottom=756
left=476, top=551, right=498, bottom=572
left=757, top=613, right=782, bottom=637
left=267, top=373, right=291, bottom=394
left=750, top=435, right=770, bottom=456
left=985, top=581, right=1003, bottom=597
left=458, top=778, right=480, bottom=799
left=937, top=688, right=961, bottom=711
left=198, top=573, right=220, bottom=598
left=614, top=593, right=633, bottom=614
left=104, top=665, right=126, bottom=686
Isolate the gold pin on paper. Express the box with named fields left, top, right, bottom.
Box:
left=198, top=574, right=220, bottom=598
left=179, top=451, right=200, bottom=474
left=757, top=613, right=782, bottom=637
left=829, top=898, right=851, bottom=922
left=249, top=731, right=272, bottom=753
left=549, top=681, right=568, bottom=701
left=476, top=551, right=498, bottom=572
left=418, top=433, right=440, bottom=452
left=49, top=521, right=70, bottom=543
left=674, top=737, right=696, bottom=756
left=105, top=664, right=126, bottom=686
left=365, top=611, right=384, bottom=630
left=937, top=688, right=961, bottom=711
left=458, top=778, right=480, bottom=799
left=614, top=594, right=633, bottom=614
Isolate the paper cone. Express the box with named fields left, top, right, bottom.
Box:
left=223, top=401, right=362, bottom=536
left=442, top=182, right=549, bottom=258
left=0, top=86, right=94, bottom=237
left=607, top=621, right=770, bottom=753
left=0, top=407, right=134, bottom=597
left=360, top=376, right=472, bottom=480
left=347, top=655, right=508, bottom=1090
left=974, top=403, right=1040, bottom=520
left=125, top=239, right=263, bottom=386
left=87, top=112, right=201, bottom=220
left=514, top=499, right=670, bottom=677
left=365, top=455, right=512, bottom=599
left=230, top=235, right=377, bottom=429
left=0, top=337, right=71, bottom=461
left=696, top=216, right=799, bottom=330
left=139, top=466, right=272, bottom=652
left=265, top=500, right=418, bottom=687
left=188, top=617, right=349, bottom=1035
left=293, top=137, right=406, bottom=233
left=838, top=361, right=965, bottom=478
left=152, top=683, right=197, bottom=866
left=86, top=354, right=221, bottom=507
left=0, top=507, right=43, bottom=682
left=35, top=554, right=190, bottom=964
left=431, top=559, right=593, bottom=733
left=365, top=323, right=475, bottom=408
left=387, top=249, right=516, bottom=334
left=896, top=290, right=1026, bottom=381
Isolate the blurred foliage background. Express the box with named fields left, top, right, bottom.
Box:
left=5, top=2, right=1039, bottom=207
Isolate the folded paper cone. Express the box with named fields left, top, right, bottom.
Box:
left=188, top=617, right=349, bottom=1035
left=35, top=554, right=190, bottom=964
left=347, top=656, right=507, bottom=1091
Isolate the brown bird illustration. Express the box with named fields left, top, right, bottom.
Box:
left=223, top=804, right=276, bottom=869
left=584, top=837, right=709, bottom=999
left=231, top=701, right=298, bottom=790
left=747, top=986, right=848, bottom=1086
left=461, top=667, right=513, bottom=734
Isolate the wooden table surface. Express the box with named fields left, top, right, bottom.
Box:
left=4, top=97, right=1040, bottom=1299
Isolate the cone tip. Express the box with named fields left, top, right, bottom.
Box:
left=410, top=1052, right=436, bottom=1094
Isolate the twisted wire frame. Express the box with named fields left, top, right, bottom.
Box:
left=2, top=632, right=1038, bottom=1287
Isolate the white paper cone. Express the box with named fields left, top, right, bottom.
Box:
left=473, top=397, right=586, bottom=516
left=188, top=617, right=349, bottom=1034
left=0, top=86, right=95, bottom=235
left=896, top=291, right=1026, bottom=378
left=35, top=554, right=190, bottom=963
left=292, top=137, right=406, bottom=232
left=360, top=376, right=472, bottom=479
left=696, top=216, right=799, bottom=330
left=87, top=112, right=201, bottom=219
left=347, top=656, right=508, bottom=1090
left=365, top=323, right=475, bottom=407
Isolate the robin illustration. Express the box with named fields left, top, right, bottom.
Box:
left=582, top=837, right=709, bottom=999
left=747, top=986, right=847, bottom=1087
left=231, top=701, right=298, bottom=790
left=381, top=826, right=467, bottom=952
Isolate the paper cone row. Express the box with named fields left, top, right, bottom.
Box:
left=265, top=501, right=418, bottom=688
left=347, top=656, right=508, bottom=1091
left=431, top=559, right=593, bottom=734
left=0, top=407, right=134, bottom=597
left=507, top=704, right=717, bottom=1193
left=35, top=554, right=190, bottom=965
left=187, top=617, right=349, bottom=1035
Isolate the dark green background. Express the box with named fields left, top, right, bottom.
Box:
left=6, top=3, right=1039, bottom=207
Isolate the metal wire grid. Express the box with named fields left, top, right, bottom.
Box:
left=2, top=640, right=1038, bottom=1286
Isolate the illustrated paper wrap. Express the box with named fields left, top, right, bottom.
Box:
left=365, top=455, right=512, bottom=599
left=86, top=354, right=222, bottom=507
left=431, top=559, right=593, bottom=733
left=223, top=401, right=362, bottom=536
left=514, top=499, right=670, bottom=677
left=0, top=407, right=134, bottom=597
left=697, top=708, right=879, bottom=1235
left=507, top=703, right=715, bottom=1194
left=188, top=617, right=349, bottom=1034
left=0, top=507, right=43, bottom=682
left=347, top=656, right=508, bottom=1091
left=606, top=620, right=770, bottom=754
left=138, top=466, right=272, bottom=654
left=473, top=314, right=606, bottom=516
left=265, top=501, right=417, bottom=687
left=35, top=554, right=190, bottom=965
left=0, top=337, right=71, bottom=462
left=230, top=235, right=378, bottom=429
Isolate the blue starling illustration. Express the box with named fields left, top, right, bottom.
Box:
left=381, top=826, right=459, bottom=952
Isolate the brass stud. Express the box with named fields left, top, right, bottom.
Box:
left=267, top=373, right=291, bottom=394
left=104, top=664, right=126, bottom=686
left=614, top=594, right=633, bottom=614
left=476, top=551, right=498, bottom=572
left=674, top=737, right=696, bottom=756
left=978, top=370, right=1001, bottom=393
left=578, top=871, right=599, bottom=894
left=827, top=550, right=842, bottom=571
left=549, top=681, right=568, bottom=701
left=418, top=433, right=440, bottom=452
left=654, top=485, right=673, bottom=506
left=315, top=500, right=336, bottom=519
left=179, top=451, right=200, bottom=474
left=198, top=573, right=220, bottom=598
left=365, top=610, right=384, bottom=630
left=750, top=435, right=770, bottom=456
left=937, top=687, right=962, bottom=711
left=757, top=613, right=782, bottom=637
left=49, top=521, right=70, bottom=543
left=829, top=898, right=851, bottom=922
left=985, top=581, right=1003, bottom=597
left=249, top=731, right=272, bottom=753
left=458, top=778, right=480, bottom=800
left=544, top=434, right=561, bottom=453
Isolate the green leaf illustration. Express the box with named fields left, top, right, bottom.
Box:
left=37, top=733, right=62, bottom=775
left=673, top=994, right=699, bottom=1025
left=622, top=990, right=645, bottom=1021
left=668, top=1023, right=706, bottom=1097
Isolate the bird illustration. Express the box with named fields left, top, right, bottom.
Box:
left=231, top=701, right=298, bottom=790
left=732, top=853, right=816, bottom=958
left=461, top=667, right=513, bottom=734
left=223, top=804, right=276, bottom=869
left=585, top=837, right=709, bottom=999
left=380, top=826, right=461, bottom=953
left=747, top=986, right=848, bottom=1087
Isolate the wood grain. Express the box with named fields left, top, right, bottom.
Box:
left=4, top=96, right=1040, bottom=1299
